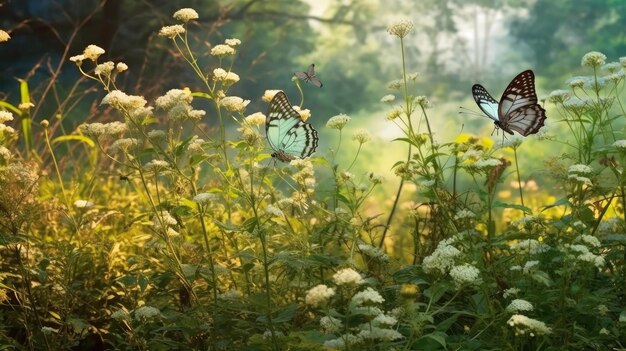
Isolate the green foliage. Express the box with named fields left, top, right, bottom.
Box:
left=0, top=5, right=626, bottom=351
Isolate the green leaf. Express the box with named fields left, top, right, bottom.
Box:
left=542, top=197, right=571, bottom=210
left=52, top=135, right=95, bottom=148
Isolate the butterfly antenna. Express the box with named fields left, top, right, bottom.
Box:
left=459, top=106, right=485, bottom=117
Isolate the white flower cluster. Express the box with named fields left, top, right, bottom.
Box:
left=507, top=314, right=552, bottom=336
left=333, top=268, right=365, bottom=286
left=305, top=284, right=335, bottom=307
left=219, top=96, right=250, bottom=113
left=562, top=244, right=605, bottom=269
left=509, top=239, right=551, bottom=255
left=358, top=243, right=389, bottom=262
left=449, top=264, right=481, bottom=287
left=80, top=121, right=128, bottom=138
left=422, top=241, right=461, bottom=275
left=0, top=111, right=15, bottom=135
left=506, top=299, right=534, bottom=313
left=156, top=89, right=206, bottom=122
left=134, top=306, right=161, bottom=320
left=326, top=114, right=351, bottom=130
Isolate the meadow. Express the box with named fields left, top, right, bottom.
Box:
left=0, top=5, right=625, bottom=351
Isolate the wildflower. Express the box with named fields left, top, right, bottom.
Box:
left=152, top=210, right=177, bottom=229
left=83, top=44, right=105, bottom=61
left=323, top=335, right=361, bottom=349
left=193, top=192, right=217, bottom=205
left=0, top=111, right=13, bottom=124
left=173, top=8, right=199, bottom=22
left=503, top=287, right=520, bottom=299
left=602, top=62, right=622, bottom=73
left=522, top=260, right=539, bottom=274
left=0, top=30, right=10, bottom=42
left=220, top=96, right=250, bottom=113
left=370, top=173, right=384, bottom=184
left=292, top=105, right=311, bottom=121
left=568, top=175, right=592, bottom=186
left=80, top=121, right=127, bottom=138
left=305, top=284, right=335, bottom=307
left=18, top=102, right=34, bottom=111
left=155, top=89, right=192, bottom=110
left=320, top=316, right=343, bottom=333
left=111, top=309, right=130, bottom=321
left=0, top=146, right=11, bottom=161
left=563, top=97, right=590, bottom=112
left=605, top=70, right=626, bottom=83
left=422, top=242, right=461, bottom=274
left=187, top=136, right=205, bottom=154
left=568, top=164, right=593, bottom=174
left=387, top=80, right=402, bottom=90
left=414, top=95, right=430, bottom=108
left=144, top=159, right=170, bottom=172
left=496, top=136, right=523, bottom=149
left=474, top=158, right=502, bottom=169
left=159, top=25, right=185, bottom=38
left=509, top=239, right=550, bottom=255
left=581, top=51, right=606, bottom=68
left=358, top=326, right=403, bottom=341
left=454, top=209, right=475, bottom=220
left=225, top=38, right=241, bottom=46
left=408, top=72, right=420, bottom=80
left=352, top=287, right=384, bottom=305
left=358, top=244, right=389, bottom=261
left=210, top=44, right=235, bottom=57
left=333, top=268, right=365, bottom=286
left=94, top=61, right=115, bottom=76
left=547, top=89, right=570, bottom=103
left=621, top=57, right=626, bottom=67
left=129, top=106, right=154, bottom=124
left=387, top=19, right=414, bottom=38
left=584, top=76, right=606, bottom=90
left=449, top=264, right=481, bottom=287
left=597, top=304, right=609, bottom=316
left=352, top=128, right=371, bottom=144
left=134, top=306, right=161, bottom=320
left=0, top=124, right=15, bottom=134
left=109, top=138, right=139, bottom=153
left=148, top=129, right=166, bottom=140
left=214, top=69, right=240, bottom=86
left=507, top=314, right=552, bottom=336
left=262, top=90, right=280, bottom=102
left=69, top=55, right=85, bottom=64
left=265, top=204, right=283, bottom=217
left=168, top=103, right=206, bottom=121
left=326, top=114, right=351, bottom=130
left=101, top=90, right=147, bottom=110
left=373, top=314, right=398, bottom=326
left=386, top=107, right=403, bottom=120
left=74, top=200, right=94, bottom=209
left=116, top=62, right=128, bottom=72
left=506, top=299, right=534, bottom=313
left=380, top=94, right=395, bottom=103
left=566, top=76, right=587, bottom=89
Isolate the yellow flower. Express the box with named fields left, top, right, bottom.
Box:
left=0, top=30, right=11, bottom=43
left=262, top=90, right=280, bottom=103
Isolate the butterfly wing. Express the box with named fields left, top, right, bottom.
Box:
left=472, top=84, right=502, bottom=122
left=498, top=70, right=546, bottom=136
left=266, top=92, right=319, bottom=162
left=294, top=64, right=323, bottom=88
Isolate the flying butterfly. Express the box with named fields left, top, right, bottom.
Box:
left=471, top=69, right=546, bottom=136
left=294, top=64, right=323, bottom=88
left=266, top=91, right=319, bottom=162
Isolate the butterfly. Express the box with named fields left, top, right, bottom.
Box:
left=471, top=69, right=546, bottom=136
left=266, top=91, right=319, bottom=162
left=294, top=64, right=323, bottom=88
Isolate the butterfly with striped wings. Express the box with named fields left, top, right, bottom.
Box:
left=472, top=70, right=546, bottom=136
left=294, top=64, right=323, bottom=88
left=266, top=91, right=319, bottom=162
